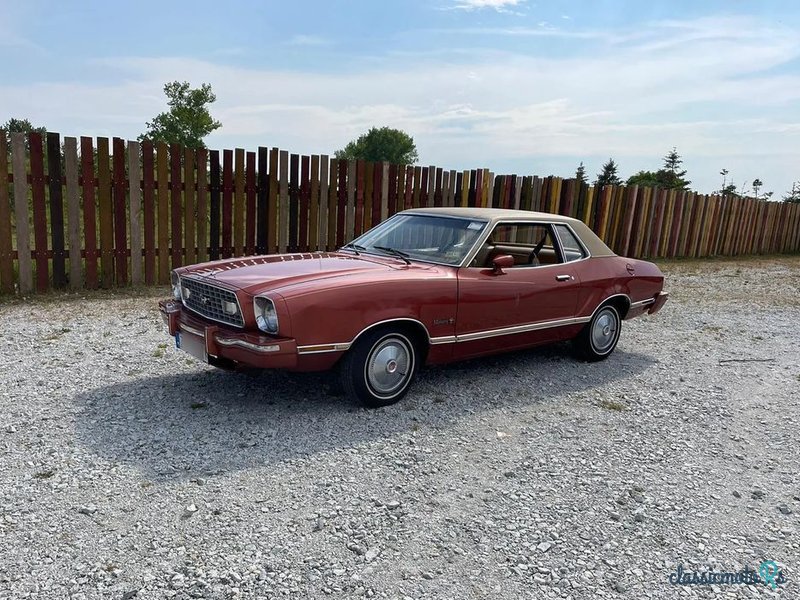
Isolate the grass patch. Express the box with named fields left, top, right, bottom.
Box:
left=599, top=399, right=626, bottom=412
left=190, top=401, right=208, bottom=409
left=33, top=469, right=56, bottom=479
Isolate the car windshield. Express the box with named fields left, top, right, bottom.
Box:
left=346, top=214, right=488, bottom=266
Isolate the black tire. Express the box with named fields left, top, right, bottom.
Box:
left=574, top=304, right=621, bottom=362
left=340, top=327, right=418, bottom=407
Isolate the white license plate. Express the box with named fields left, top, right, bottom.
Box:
left=175, top=331, right=208, bottom=362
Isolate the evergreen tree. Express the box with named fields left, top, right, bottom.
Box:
left=575, top=161, right=587, bottom=184
left=783, top=182, right=800, bottom=203
left=751, top=178, right=763, bottom=200
left=660, top=147, right=691, bottom=189
left=595, top=158, right=622, bottom=187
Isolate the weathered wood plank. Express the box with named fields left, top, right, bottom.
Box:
left=29, top=132, right=49, bottom=291
left=403, top=166, right=413, bottom=210
left=11, top=134, right=32, bottom=293
left=0, top=132, right=12, bottom=293
left=156, top=142, right=170, bottom=282
left=289, top=153, right=299, bottom=251
left=183, top=147, right=196, bottom=264
left=381, top=162, right=389, bottom=222
left=319, top=155, right=329, bottom=250
left=268, top=148, right=279, bottom=253
left=81, top=137, right=99, bottom=288
left=169, top=144, right=183, bottom=267
left=233, top=148, right=245, bottom=256
left=354, top=160, right=365, bottom=237
left=63, top=137, right=82, bottom=289
left=245, top=151, right=256, bottom=255
left=209, top=150, right=221, bottom=260
left=47, top=132, right=66, bottom=288
left=141, top=141, right=156, bottom=284
left=310, top=155, right=319, bottom=251
left=346, top=160, right=356, bottom=242
left=336, top=159, right=346, bottom=247
left=196, top=148, right=208, bottom=262
left=112, top=137, right=128, bottom=284
left=279, top=150, right=289, bottom=252
left=221, top=149, right=233, bottom=258
left=370, top=161, right=381, bottom=227
left=256, top=147, right=268, bottom=255
left=96, top=137, right=114, bottom=287
left=299, top=154, right=310, bottom=250
left=128, top=141, right=142, bottom=284
left=388, top=163, right=399, bottom=217
left=327, top=157, right=337, bottom=249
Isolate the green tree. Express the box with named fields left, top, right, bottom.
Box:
left=659, top=146, right=691, bottom=189
left=595, top=158, right=622, bottom=187
left=334, top=126, right=418, bottom=164
left=575, top=161, right=587, bottom=184
left=626, top=170, right=661, bottom=187
left=2, top=118, right=47, bottom=150
left=783, top=182, right=800, bottom=203
left=138, top=81, right=221, bottom=148
left=751, top=178, right=763, bottom=200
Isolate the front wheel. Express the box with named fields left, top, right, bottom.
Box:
left=340, top=328, right=418, bottom=408
left=574, top=304, right=621, bottom=361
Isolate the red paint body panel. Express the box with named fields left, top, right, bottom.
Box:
left=163, top=209, right=667, bottom=374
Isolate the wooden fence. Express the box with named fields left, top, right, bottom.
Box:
left=1, top=130, right=799, bottom=294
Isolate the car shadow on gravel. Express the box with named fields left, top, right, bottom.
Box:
left=74, top=343, right=655, bottom=480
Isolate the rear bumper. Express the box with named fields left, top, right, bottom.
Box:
left=648, top=291, right=669, bottom=315
left=159, top=300, right=298, bottom=369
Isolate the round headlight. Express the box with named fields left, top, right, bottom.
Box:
left=170, top=271, right=181, bottom=301
left=255, top=297, right=279, bottom=334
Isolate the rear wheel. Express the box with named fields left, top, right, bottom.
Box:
left=574, top=304, right=621, bottom=361
left=340, top=327, right=418, bottom=407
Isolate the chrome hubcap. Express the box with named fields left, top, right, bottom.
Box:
left=591, top=309, right=618, bottom=353
left=367, top=338, right=411, bottom=396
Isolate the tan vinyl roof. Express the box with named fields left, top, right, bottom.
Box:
left=402, top=207, right=616, bottom=257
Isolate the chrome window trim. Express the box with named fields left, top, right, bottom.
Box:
left=552, top=222, right=591, bottom=262
left=179, top=275, right=245, bottom=329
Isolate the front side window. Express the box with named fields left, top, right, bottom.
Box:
left=348, top=214, right=488, bottom=266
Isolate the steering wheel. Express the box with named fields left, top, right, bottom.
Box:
left=528, top=235, right=547, bottom=265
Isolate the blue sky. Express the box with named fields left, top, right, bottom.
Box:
left=1, top=0, right=799, bottom=196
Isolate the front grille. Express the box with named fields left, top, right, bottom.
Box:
left=180, top=278, right=244, bottom=327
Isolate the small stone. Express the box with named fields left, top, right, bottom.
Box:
left=347, top=542, right=366, bottom=556
left=313, top=518, right=324, bottom=532
left=778, top=505, right=792, bottom=515
left=386, top=501, right=401, bottom=510
left=332, top=569, right=346, bottom=576
left=609, top=512, right=621, bottom=522
left=614, top=581, right=627, bottom=593
left=122, top=591, right=138, bottom=600
left=634, top=513, right=645, bottom=523
left=183, top=504, right=198, bottom=518
left=537, top=542, right=553, bottom=552
left=365, top=547, right=380, bottom=563
left=422, top=572, right=434, bottom=580
left=751, top=490, right=765, bottom=500
left=78, top=505, right=97, bottom=516
left=732, top=491, right=741, bottom=498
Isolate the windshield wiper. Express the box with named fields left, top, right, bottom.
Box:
left=341, top=242, right=367, bottom=255
left=373, top=246, right=411, bottom=265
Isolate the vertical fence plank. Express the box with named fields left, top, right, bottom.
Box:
left=209, top=150, right=221, bottom=261
left=268, top=148, right=279, bottom=253
left=362, top=161, right=372, bottom=232
left=29, top=132, right=49, bottom=291
left=128, top=141, right=142, bottom=284
left=289, top=154, right=299, bottom=252
left=156, top=143, right=170, bottom=282
left=80, top=137, right=99, bottom=288
left=619, top=186, right=638, bottom=257
left=371, top=161, right=382, bottom=227
left=222, top=149, right=233, bottom=258
left=184, top=147, right=196, bottom=264
left=142, top=141, right=156, bottom=284
left=196, top=148, right=208, bottom=262
left=319, top=155, right=329, bottom=250
left=403, top=166, right=414, bottom=210
left=388, top=164, right=399, bottom=217
left=233, top=148, right=245, bottom=256
left=245, top=151, right=256, bottom=255
left=421, top=167, right=430, bottom=208
left=256, top=147, right=268, bottom=255
left=336, top=159, right=346, bottom=247
left=279, top=150, right=289, bottom=252
left=112, top=138, right=128, bottom=285
left=11, top=134, right=32, bottom=293
left=299, top=155, right=310, bottom=251
left=310, top=155, right=320, bottom=251
left=327, top=158, right=337, bottom=249
left=169, top=144, right=183, bottom=268
left=0, top=133, right=12, bottom=293
left=381, top=162, right=389, bottom=222
left=96, top=137, right=114, bottom=288
left=63, top=137, right=81, bottom=289
left=46, top=132, right=66, bottom=288
left=346, top=160, right=356, bottom=242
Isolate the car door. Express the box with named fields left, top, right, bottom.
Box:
left=454, top=222, right=581, bottom=360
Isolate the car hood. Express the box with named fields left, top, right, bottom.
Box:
left=178, top=252, right=414, bottom=295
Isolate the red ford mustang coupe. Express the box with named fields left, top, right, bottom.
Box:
left=160, top=208, right=667, bottom=407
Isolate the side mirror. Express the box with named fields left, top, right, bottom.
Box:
left=491, top=254, right=514, bottom=274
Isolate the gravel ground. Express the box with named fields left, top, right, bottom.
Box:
left=0, top=256, right=798, bottom=600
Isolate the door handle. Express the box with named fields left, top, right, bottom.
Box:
left=555, top=274, right=572, bottom=281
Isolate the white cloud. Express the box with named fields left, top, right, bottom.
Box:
left=1, top=15, right=798, bottom=194
left=449, top=0, right=526, bottom=12
left=287, top=34, right=329, bottom=46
